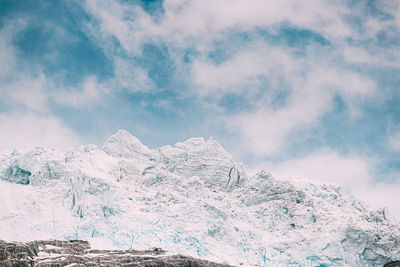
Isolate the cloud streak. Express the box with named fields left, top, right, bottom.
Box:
left=0, top=112, right=81, bottom=151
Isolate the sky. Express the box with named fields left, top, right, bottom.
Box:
left=1, top=0, right=400, bottom=215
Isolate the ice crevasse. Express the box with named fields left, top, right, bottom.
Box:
left=0, top=129, right=399, bottom=266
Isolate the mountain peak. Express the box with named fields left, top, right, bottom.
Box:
left=102, top=129, right=152, bottom=158
left=0, top=132, right=399, bottom=266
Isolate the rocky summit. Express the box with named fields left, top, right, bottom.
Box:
left=0, top=239, right=230, bottom=266
left=0, top=130, right=400, bottom=266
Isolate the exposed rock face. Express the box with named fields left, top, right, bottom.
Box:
left=1, top=166, right=31, bottom=184
left=385, top=261, right=400, bottom=267
left=0, top=240, right=230, bottom=266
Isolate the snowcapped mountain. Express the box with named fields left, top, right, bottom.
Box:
left=0, top=129, right=399, bottom=266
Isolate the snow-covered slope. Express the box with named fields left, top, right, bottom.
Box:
left=0, top=129, right=399, bottom=266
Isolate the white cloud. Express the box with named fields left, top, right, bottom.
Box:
left=343, top=44, right=400, bottom=68
left=0, top=16, right=111, bottom=112
left=268, top=149, right=372, bottom=191
left=84, top=0, right=355, bottom=55
left=0, top=112, right=82, bottom=151
left=0, top=20, right=52, bottom=113
left=84, top=0, right=150, bottom=54
left=229, top=68, right=375, bottom=156
left=83, top=0, right=380, bottom=159
left=0, top=37, right=17, bottom=80
left=160, top=0, right=353, bottom=41
left=387, top=130, right=400, bottom=151
left=343, top=45, right=374, bottom=64
left=54, top=76, right=106, bottom=108
left=371, top=0, right=400, bottom=29
left=353, top=181, right=400, bottom=218
left=7, top=73, right=49, bottom=113
left=0, top=19, right=26, bottom=80
left=192, top=45, right=297, bottom=96
left=112, top=58, right=154, bottom=92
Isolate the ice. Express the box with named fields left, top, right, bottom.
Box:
left=0, top=129, right=399, bottom=266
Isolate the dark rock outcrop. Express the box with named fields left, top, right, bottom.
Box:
left=385, top=261, right=400, bottom=267
left=0, top=239, right=231, bottom=266
left=2, top=166, right=31, bottom=185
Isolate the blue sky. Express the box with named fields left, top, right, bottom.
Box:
left=1, top=0, right=400, bottom=213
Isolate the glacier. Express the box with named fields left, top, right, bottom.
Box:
left=0, top=129, right=399, bottom=266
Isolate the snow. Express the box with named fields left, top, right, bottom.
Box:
left=0, top=129, right=399, bottom=266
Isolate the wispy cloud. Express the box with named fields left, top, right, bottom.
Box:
left=227, top=66, right=375, bottom=155
left=268, top=149, right=373, bottom=191
left=53, top=76, right=106, bottom=108
left=0, top=112, right=81, bottom=151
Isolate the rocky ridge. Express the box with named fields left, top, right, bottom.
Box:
left=0, top=239, right=230, bottom=266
